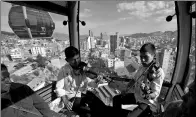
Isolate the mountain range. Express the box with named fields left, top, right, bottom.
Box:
left=1, top=25, right=194, bottom=41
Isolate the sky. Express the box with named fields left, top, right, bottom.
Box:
left=1, top=1, right=178, bottom=36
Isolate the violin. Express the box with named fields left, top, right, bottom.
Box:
left=78, top=61, right=132, bottom=83
left=147, top=59, right=161, bottom=82
left=124, top=59, right=161, bottom=94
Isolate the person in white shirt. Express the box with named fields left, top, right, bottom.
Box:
left=113, top=43, right=165, bottom=117
left=55, top=46, right=102, bottom=117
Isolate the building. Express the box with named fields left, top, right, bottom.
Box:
left=125, top=49, right=132, bottom=58
left=31, top=46, right=46, bottom=57
left=156, top=49, right=164, bottom=66
left=10, top=48, right=23, bottom=59
left=125, top=37, right=130, bottom=44
left=91, top=37, right=96, bottom=49
left=80, top=37, right=88, bottom=50
left=119, top=36, right=126, bottom=47
left=110, top=35, right=118, bottom=54
left=91, top=50, right=100, bottom=58
left=116, top=32, right=120, bottom=49
left=1, top=56, right=10, bottom=63
left=101, top=32, right=109, bottom=41
left=124, top=57, right=140, bottom=75
left=101, top=53, right=108, bottom=59
left=12, top=63, right=33, bottom=76
left=161, top=48, right=175, bottom=82
left=96, top=39, right=102, bottom=45
left=108, top=58, right=114, bottom=68
left=116, top=49, right=126, bottom=61
left=59, top=51, right=66, bottom=59
left=114, top=59, right=129, bottom=76
left=86, top=30, right=96, bottom=50
left=23, top=49, right=32, bottom=59
left=27, top=77, right=45, bottom=91
left=1, top=47, right=10, bottom=56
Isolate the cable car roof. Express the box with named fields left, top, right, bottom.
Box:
left=6, top=1, right=70, bottom=16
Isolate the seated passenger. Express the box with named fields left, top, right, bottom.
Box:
left=1, top=64, right=65, bottom=117
left=55, top=46, right=103, bottom=117
left=163, top=79, right=196, bottom=117
left=113, top=43, right=165, bottom=117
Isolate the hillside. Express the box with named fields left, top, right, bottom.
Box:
left=1, top=25, right=194, bottom=42
left=1, top=31, right=15, bottom=36
left=124, top=30, right=177, bottom=39
left=52, top=32, right=69, bottom=41
left=123, top=25, right=195, bottom=39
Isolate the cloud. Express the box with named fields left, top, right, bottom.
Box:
left=80, top=1, right=92, bottom=4
left=117, top=1, right=175, bottom=19
left=155, top=15, right=177, bottom=24
left=155, top=16, right=166, bottom=22
left=155, top=7, right=174, bottom=15
left=129, top=11, right=152, bottom=18
left=80, top=1, right=87, bottom=3
left=118, top=17, right=132, bottom=21
left=117, top=1, right=151, bottom=19
left=147, top=1, right=168, bottom=11
left=80, top=8, right=92, bottom=18
left=53, top=21, right=69, bottom=33
left=80, top=20, right=104, bottom=29
left=117, top=1, right=147, bottom=13
left=79, top=21, right=105, bottom=34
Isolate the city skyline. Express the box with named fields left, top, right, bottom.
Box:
left=2, top=1, right=177, bottom=36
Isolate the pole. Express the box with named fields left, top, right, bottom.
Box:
left=68, top=1, right=80, bottom=50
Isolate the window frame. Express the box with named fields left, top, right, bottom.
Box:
left=165, top=1, right=193, bottom=102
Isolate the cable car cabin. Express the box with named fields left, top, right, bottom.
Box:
left=8, top=5, right=55, bottom=39
left=3, top=1, right=196, bottom=117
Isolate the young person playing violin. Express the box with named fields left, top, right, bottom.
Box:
left=113, top=43, right=165, bottom=117
left=55, top=46, right=103, bottom=117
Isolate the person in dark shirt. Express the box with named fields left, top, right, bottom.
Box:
left=1, top=64, right=65, bottom=117
left=163, top=79, right=196, bottom=117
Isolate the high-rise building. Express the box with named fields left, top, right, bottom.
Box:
left=100, top=32, right=103, bottom=39
left=91, top=37, right=96, bottom=49
left=156, top=49, right=164, bottom=66
left=89, top=30, right=93, bottom=37
left=161, top=48, right=175, bottom=82
left=102, top=32, right=109, bottom=41
left=110, top=34, right=118, bottom=54
left=80, top=38, right=88, bottom=50
left=125, top=37, right=130, bottom=44
left=119, top=49, right=126, bottom=61
left=87, top=30, right=96, bottom=49
left=116, top=32, right=120, bottom=49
